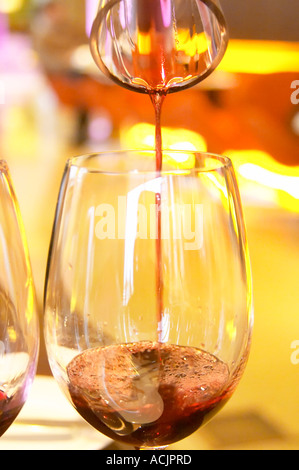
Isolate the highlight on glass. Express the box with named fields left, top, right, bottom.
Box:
left=0, top=161, right=39, bottom=438
left=44, top=150, right=253, bottom=450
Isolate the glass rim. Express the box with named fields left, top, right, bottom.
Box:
left=67, top=150, right=233, bottom=175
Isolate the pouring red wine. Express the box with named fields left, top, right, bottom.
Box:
left=44, top=0, right=253, bottom=451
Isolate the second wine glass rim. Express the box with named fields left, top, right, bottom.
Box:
left=67, top=150, right=233, bottom=175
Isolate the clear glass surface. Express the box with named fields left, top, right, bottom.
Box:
left=0, top=161, right=39, bottom=437
left=44, top=150, right=253, bottom=449
left=90, top=0, right=229, bottom=93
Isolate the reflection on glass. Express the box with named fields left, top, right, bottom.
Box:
left=90, top=0, right=228, bottom=93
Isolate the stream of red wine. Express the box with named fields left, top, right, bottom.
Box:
left=90, top=0, right=225, bottom=341
left=149, top=91, right=166, bottom=340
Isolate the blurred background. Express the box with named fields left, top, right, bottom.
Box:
left=0, top=0, right=298, bottom=450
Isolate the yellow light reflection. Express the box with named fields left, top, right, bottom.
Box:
left=2, top=107, right=38, bottom=162
left=220, top=40, right=299, bottom=74
left=26, top=280, right=36, bottom=325
left=226, top=319, right=237, bottom=342
left=7, top=326, right=17, bottom=342
left=0, top=0, right=24, bottom=13
left=136, top=28, right=209, bottom=57
left=239, top=164, right=299, bottom=200
left=137, top=32, right=152, bottom=55
left=176, top=29, right=209, bottom=57
left=225, top=149, right=299, bottom=213
left=121, top=123, right=207, bottom=169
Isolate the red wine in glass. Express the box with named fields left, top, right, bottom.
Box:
left=67, top=342, right=237, bottom=448
left=0, top=390, right=25, bottom=437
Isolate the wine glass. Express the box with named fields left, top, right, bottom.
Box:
left=44, top=150, right=253, bottom=450
left=90, top=0, right=229, bottom=94
left=0, top=161, right=39, bottom=437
